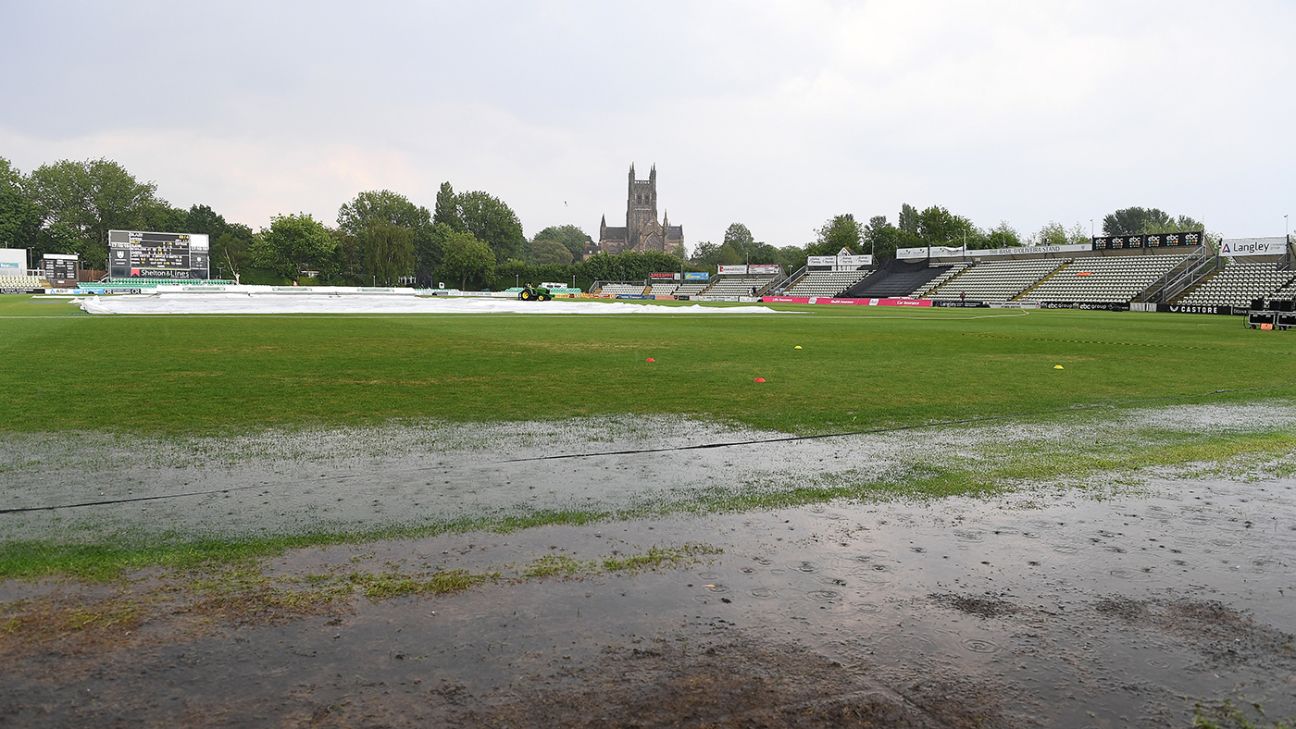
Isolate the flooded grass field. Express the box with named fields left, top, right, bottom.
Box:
left=2, top=471, right=1294, bottom=727
left=3, top=299, right=1296, bottom=726
left=3, top=403, right=1296, bottom=726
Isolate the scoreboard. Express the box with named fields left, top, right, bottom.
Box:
left=1092, top=231, right=1203, bottom=251
left=108, top=230, right=210, bottom=279
left=40, top=254, right=79, bottom=287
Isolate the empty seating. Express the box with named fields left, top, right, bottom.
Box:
left=929, top=258, right=1065, bottom=301
left=698, top=275, right=779, bottom=297
left=649, top=283, right=681, bottom=296
left=1020, top=254, right=1188, bottom=303
left=596, top=282, right=649, bottom=296
left=673, top=281, right=710, bottom=297
left=0, top=275, right=47, bottom=289
left=786, top=270, right=871, bottom=297
left=1176, top=262, right=1296, bottom=308
left=911, top=264, right=968, bottom=297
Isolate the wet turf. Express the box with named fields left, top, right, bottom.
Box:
left=1, top=294, right=1293, bottom=436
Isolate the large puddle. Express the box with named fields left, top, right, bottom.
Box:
left=3, top=475, right=1295, bottom=726
left=3, top=403, right=1295, bottom=543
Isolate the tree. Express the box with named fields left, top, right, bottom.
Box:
left=1034, top=221, right=1096, bottom=246
left=1102, top=207, right=1175, bottom=236
left=688, top=241, right=720, bottom=267
left=26, top=158, right=168, bottom=268
left=212, top=224, right=255, bottom=282
left=0, top=158, right=40, bottom=252
left=337, top=189, right=437, bottom=284
left=433, top=181, right=461, bottom=230
left=915, top=205, right=979, bottom=246
left=529, top=238, right=573, bottom=265
left=897, top=203, right=920, bottom=235
left=253, top=214, right=336, bottom=281
left=439, top=227, right=495, bottom=289
left=358, top=221, right=414, bottom=285
left=722, top=223, right=756, bottom=255
left=184, top=204, right=229, bottom=237
left=862, top=215, right=919, bottom=262
left=456, top=190, right=525, bottom=263
left=530, top=224, right=590, bottom=262
left=807, top=214, right=862, bottom=257
left=985, top=222, right=1021, bottom=249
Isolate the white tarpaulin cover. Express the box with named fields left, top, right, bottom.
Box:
left=77, top=293, right=786, bottom=316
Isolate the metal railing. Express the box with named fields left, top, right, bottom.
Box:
left=769, top=265, right=806, bottom=294
left=1135, top=246, right=1213, bottom=303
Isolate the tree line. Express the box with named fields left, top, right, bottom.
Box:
left=0, top=156, right=1209, bottom=288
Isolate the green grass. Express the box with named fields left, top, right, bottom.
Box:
left=1, top=294, right=1293, bottom=436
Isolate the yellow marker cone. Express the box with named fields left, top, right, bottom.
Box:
left=794, top=345, right=802, bottom=350
left=1053, top=364, right=1065, bottom=370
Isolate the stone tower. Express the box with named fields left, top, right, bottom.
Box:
left=591, top=163, right=684, bottom=258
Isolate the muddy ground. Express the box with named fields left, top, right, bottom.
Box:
left=3, top=472, right=1295, bottom=727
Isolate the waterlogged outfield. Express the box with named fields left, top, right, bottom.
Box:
left=0, top=295, right=1292, bottom=436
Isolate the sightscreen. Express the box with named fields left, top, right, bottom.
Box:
left=108, top=230, right=210, bottom=279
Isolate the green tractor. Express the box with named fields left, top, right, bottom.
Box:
left=518, top=283, right=552, bottom=302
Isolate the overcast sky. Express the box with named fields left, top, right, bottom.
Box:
left=2, top=0, right=1293, bottom=249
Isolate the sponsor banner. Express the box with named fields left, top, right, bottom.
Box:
left=675, top=295, right=691, bottom=301
left=1219, top=237, right=1289, bottom=257
left=897, top=244, right=1091, bottom=260
left=0, top=248, right=27, bottom=273
left=0, top=287, right=44, bottom=294
left=1038, top=301, right=1131, bottom=311
left=932, top=300, right=989, bottom=308
left=649, top=272, right=680, bottom=280
left=614, top=294, right=654, bottom=300
left=989, top=302, right=1039, bottom=309
left=696, top=295, right=741, bottom=302
left=683, top=272, right=710, bottom=281
left=721, top=263, right=781, bottom=276
left=653, top=294, right=677, bottom=301
left=1159, top=303, right=1239, bottom=315
left=1092, top=231, right=1202, bottom=251
left=807, top=254, right=873, bottom=270
left=760, top=296, right=933, bottom=308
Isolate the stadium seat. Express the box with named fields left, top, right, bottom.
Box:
left=785, top=270, right=872, bottom=297
left=1175, top=261, right=1296, bottom=308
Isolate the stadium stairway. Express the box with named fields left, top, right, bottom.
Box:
left=841, top=259, right=950, bottom=298
left=914, top=263, right=972, bottom=298
left=1011, top=263, right=1071, bottom=300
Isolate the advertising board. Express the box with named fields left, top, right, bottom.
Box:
left=683, top=272, right=709, bottom=281
left=807, top=254, right=873, bottom=270
left=108, top=230, right=210, bottom=279
left=1218, top=237, right=1289, bottom=257
left=1092, top=231, right=1202, bottom=251
left=719, top=264, right=781, bottom=275
left=649, top=272, right=679, bottom=280
left=0, top=248, right=25, bottom=275
left=1038, top=301, right=1131, bottom=311
left=761, top=296, right=932, bottom=308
